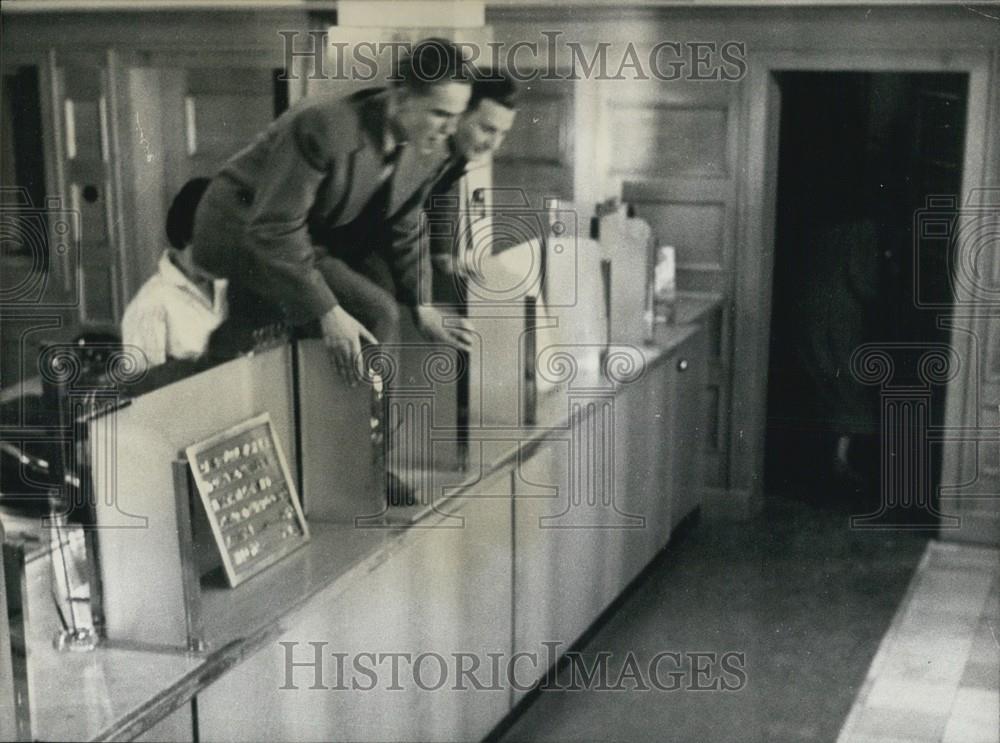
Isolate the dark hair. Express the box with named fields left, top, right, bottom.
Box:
left=469, top=72, right=518, bottom=111
left=393, top=38, right=470, bottom=94
left=166, top=177, right=211, bottom=250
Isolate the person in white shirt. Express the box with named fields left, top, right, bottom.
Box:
left=121, top=178, right=228, bottom=370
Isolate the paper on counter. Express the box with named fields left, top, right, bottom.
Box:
left=464, top=237, right=543, bottom=303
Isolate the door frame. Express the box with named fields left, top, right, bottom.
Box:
left=736, top=47, right=996, bottom=517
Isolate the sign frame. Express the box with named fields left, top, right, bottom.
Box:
left=185, top=412, right=309, bottom=588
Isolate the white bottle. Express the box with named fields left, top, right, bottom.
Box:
left=653, top=246, right=677, bottom=323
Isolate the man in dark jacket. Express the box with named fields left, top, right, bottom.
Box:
left=425, top=73, right=519, bottom=286
left=192, top=39, right=473, bottom=381
left=343, top=73, right=518, bottom=286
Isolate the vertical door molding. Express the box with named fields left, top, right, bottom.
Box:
left=939, top=47, right=1000, bottom=545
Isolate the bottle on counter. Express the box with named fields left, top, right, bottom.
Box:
left=653, top=245, right=677, bottom=324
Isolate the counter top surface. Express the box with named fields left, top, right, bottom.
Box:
left=6, top=294, right=721, bottom=742
left=21, top=551, right=206, bottom=743
left=197, top=319, right=704, bottom=650
left=199, top=321, right=699, bottom=636
left=673, top=290, right=724, bottom=325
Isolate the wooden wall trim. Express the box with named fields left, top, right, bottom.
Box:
left=487, top=6, right=1000, bottom=49
left=940, top=46, right=1000, bottom=543
left=1, top=10, right=311, bottom=65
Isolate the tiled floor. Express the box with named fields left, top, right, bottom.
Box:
left=838, top=540, right=999, bottom=743
left=497, top=496, right=942, bottom=743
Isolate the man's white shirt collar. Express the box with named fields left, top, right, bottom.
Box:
left=158, top=250, right=228, bottom=313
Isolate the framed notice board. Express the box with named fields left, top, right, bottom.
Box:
left=185, top=413, right=309, bottom=587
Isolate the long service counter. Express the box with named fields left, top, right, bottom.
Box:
left=6, top=291, right=720, bottom=742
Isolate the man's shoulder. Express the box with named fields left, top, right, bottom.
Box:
left=289, top=90, right=384, bottom=156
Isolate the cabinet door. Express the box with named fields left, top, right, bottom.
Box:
left=512, top=437, right=607, bottom=700
left=196, top=473, right=513, bottom=743
left=134, top=703, right=193, bottom=743
left=614, top=362, right=674, bottom=576
left=670, top=328, right=707, bottom=530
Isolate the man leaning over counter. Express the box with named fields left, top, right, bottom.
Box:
left=325, top=72, right=519, bottom=333
left=426, top=73, right=519, bottom=284
left=191, top=39, right=474, bottom=382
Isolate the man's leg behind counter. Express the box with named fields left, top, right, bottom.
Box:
left=316, top=252, right=421, bottom=506
left=315, top=253, right=402, bottom=352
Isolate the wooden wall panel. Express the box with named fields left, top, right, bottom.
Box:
left=494, top=77, right=575, bottom=209
left=502, top=91, right=569, bottom=165
left=610, top=104, right=729, bottom=178
left=631, top=201, right=726, bottom=268
left=618, top=93, right=738, bottom=492
left=605, top=74, right=738, bottom=494
left=184, top=68, right=274, bottom=177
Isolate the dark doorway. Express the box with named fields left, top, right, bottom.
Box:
left=764, top=72, right=968, bottom=524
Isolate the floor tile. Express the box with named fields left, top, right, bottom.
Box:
left=848, top=705, right=948, bottom=741
left=839, top=541, right=999, bottom=743
left=948, top=687, right=1000, bottom=725
left=941, top=713, right=1000, bottom=743
left=960, top=659, right=1000, bottom=690
left=864, top=678, right=957, bottom=714
left=877, top=648, right=967, bottom=686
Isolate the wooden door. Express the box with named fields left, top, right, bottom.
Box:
left=618, top=77, right=738, bottom=496
left=0, top=55, right=70, bottom=388
left=1, top=54, right=120, bottom=389
left=52, top=58, right=123, bottom=329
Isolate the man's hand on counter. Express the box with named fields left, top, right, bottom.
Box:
left=413, top=305, right=475, bottom=352
left=320, top=305, right=378, bottom=385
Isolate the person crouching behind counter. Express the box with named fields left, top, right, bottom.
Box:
left=121, top=177, right=228, bottom=371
